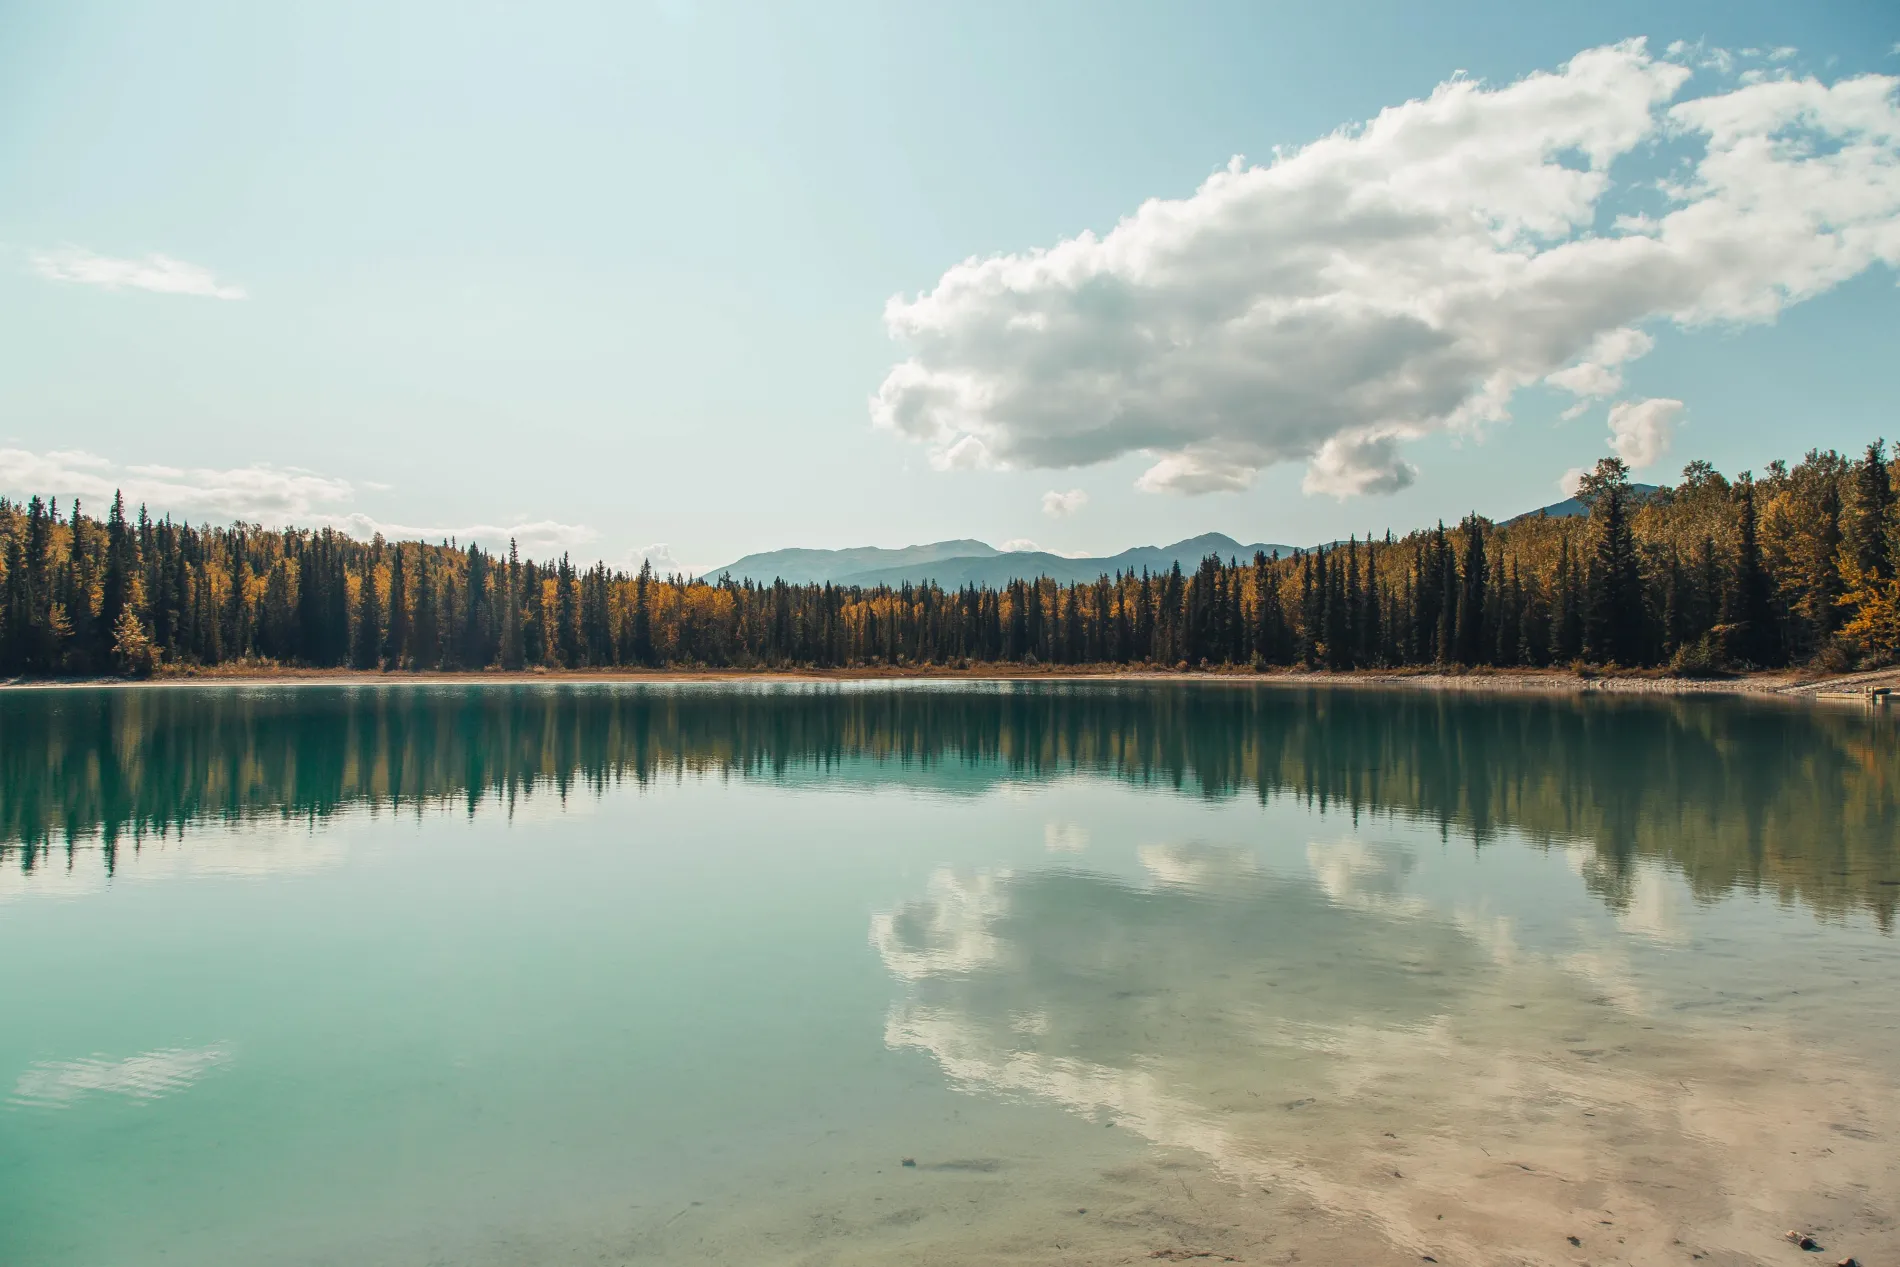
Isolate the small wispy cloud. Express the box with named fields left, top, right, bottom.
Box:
left=1040, top=488, right=1088, bottom=518
left=32, top=248, right=247, bottom=300
left=0, top=447, right=595, bottom=555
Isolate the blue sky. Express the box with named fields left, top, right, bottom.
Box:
left=2, top=0, right=1897, bottom=571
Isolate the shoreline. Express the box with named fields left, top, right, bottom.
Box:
left=5, top=663, right=1897, bottom=699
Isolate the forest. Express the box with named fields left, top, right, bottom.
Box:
left=2, top=444, right=1897, bottom=678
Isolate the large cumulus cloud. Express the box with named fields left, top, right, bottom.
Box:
left=871, top=41, right=1900, bottom=496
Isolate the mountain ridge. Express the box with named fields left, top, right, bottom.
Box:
left=707, top=533, right=1299, bottom=589
left=699, top=489, right=1655, bottom=587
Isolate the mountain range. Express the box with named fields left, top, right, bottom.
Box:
left=706, top=533, right=1298, bottom=588
left=701, top=489, right=1653, bottom=587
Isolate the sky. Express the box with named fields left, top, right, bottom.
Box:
left=2, top=0, right=1898, bottom=573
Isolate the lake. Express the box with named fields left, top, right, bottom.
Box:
left=2, top=681, right=1897, bottom=1266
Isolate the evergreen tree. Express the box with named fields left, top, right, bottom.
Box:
left=1361, top=544, right=1382, bottom=667
left=101, top=491, right=135, bottom=649
left=63, top=499, right=96, bottom=672
left=501, top=539, right=525, bottom=670
left=384, top=544, right=410, bottom=667
left=1580, top=458, right=1642, bottom=665
left=226, top=532, right=252, bottom=662
left=555, top=553, right=580, bottom=668
left=1849, top=439, right=1895, bottom=582
left=1455, top=516, right=1487, bottom=665
left=632, top=559, right=654, bottom=666
left=0, top=530, right=28, bottom=674
left=1724, top=475, right=1777, bottom=666
left=412, top=550, right=439, bottom=668
left=351, top=555, right=383, bottom=670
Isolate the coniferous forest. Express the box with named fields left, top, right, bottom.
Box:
left=3, top=447, right=1898, bottom=679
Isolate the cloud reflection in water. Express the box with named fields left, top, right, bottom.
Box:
left=873, top=845, right=1899, bottom=1263
left=10, top=1045, right=231, bottom=1109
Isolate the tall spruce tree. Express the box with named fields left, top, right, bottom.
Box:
left=351, top=554, right=382, bottom=670
left=1579, top=458, right=1642, bottom=665
left=501, top=539, right=524, bottom=670
left=1455, top=516, right=1487, bottom=665
left=1850, top=439, right=1894, bottom=582
left=1723, top=475, right=1777, bottom=666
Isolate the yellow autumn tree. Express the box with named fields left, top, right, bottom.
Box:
left=1836, top=551, right=1900, bottom=655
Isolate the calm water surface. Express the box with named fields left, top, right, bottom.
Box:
left=2, top=682, right=1897, bottom=1266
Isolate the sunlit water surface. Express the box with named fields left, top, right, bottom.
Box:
left=2, top=682, right=1897, bottom=1266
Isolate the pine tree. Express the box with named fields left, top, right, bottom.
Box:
left=555, top=553, right=580, bottom=668
left=1580, top=458, right=1642, bottom=665
left=1661, top=545, right=1686, bottom=656
left=383, top=544, right=410, bottom=667
left=1849, top=440, right=1895, bottom=582
left=1361, top=544, right=1382, bottom=667
left=1455, top=516, right=1487, bottom=665
left=351, top=554, right=383, bottom=670
left=1723, top=475, right=1777, bottom=666
left=632, top=559, right=654, bottom=666
left=100, top=491, right=136, bottom=653
left=63, top=499, right=96, bottom=672
left=501, top=539, right=525, bottom=670
left=225, top=531, right=252, bottom=661
left=0, top=530, right=28, bottom=674
left=412, top=549, right=439, bottom=669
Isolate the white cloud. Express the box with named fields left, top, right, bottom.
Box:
left=0, top=448, right=595, bottom=555
left=344, top=515, right=598, bottom=554
left=0, top=447, right=349, bottom=521
left=629, top=542, right=711, bottom=578
left=1303, top=432, right=1418, bottom=498
left=1696, top=45, right=1737, bottom=76
left=873, top=41, right=1900, bottom=497
left=1545, top=327, right=1655, bottom=400
left=32, top=248, right=246, bottom=300
left=1134, top=448, right=1257, bottom=495
left=1559, top=467, right=1587, bottom=497
left=1000, top=538, right=1040, bottom=553
left=1040, top=487, right=1089, bottom=517
left=931, top=434, right=994, bottom=471
left=1605, top=396, right=1683, bottom=468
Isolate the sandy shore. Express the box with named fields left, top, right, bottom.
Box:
left=6, top=663, right=1898, bottom=699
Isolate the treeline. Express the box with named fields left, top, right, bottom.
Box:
left=3, top=445, right=1898, bottom=678
left=3, top=683, right=1894, bottom=927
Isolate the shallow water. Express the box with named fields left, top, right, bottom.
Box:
left=2, top=681, right=1897, bottom=1266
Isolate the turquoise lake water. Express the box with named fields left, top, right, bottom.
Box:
left=2, top=681, right=1897, bottom=1265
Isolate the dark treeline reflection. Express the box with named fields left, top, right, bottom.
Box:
left=4, top=682, right=1896, bottom=925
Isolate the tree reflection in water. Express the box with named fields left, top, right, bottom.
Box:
left=3, top=680, right=1896, bottom=925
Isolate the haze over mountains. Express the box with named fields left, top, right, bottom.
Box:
left=700, top=488, right=1638, bottom=586
left=707, top=534, right=1299, bottom=588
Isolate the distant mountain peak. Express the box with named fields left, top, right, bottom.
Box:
left=1508, top=484, right=1662, bottom=524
